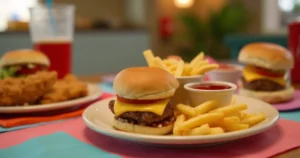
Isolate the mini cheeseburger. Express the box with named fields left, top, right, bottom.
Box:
left=0, top=49, right=50, bottom=79
left=238, top=42, right=294, bottom=103
left=109, top=67, right=179, bottom=135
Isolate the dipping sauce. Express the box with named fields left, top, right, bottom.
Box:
left=192, top=84, right=232, bottom=90
left=218, top=64, right=236, bottom=70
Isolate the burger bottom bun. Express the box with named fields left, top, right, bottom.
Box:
left=239, top=86, right=294, bottom=104
left=113, top=118, right=173, bottom=135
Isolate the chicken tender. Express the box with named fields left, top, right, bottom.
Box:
left=38, top=74, right=88, bottom=104
left=0, top=71, right=57, bottom=106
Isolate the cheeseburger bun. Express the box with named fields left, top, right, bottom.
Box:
left=0, top=49, right=50, bottom=68
left=238, top=42, right=294, bottom=103
left=238, top=42, right=294, bottom=70
left=113, top=118, right=174, bottom=135
left=113, top=67, right=179, bottom=100
left=239, top=86, right=294, bottom=103
left=110, top=67, right=179, bottom=135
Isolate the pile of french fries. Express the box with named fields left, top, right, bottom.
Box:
left=143, top=50, right=219, bottom=77
left=173, top=100, right=267, bottom=136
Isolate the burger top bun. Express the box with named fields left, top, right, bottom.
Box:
left=0, top=49, right=50, bottom=68
left=238, top=42, right=294, bottom=70
left=113, top=67, right=179, bottom=100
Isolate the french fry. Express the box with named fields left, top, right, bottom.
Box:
left=182, top=63, right=192, bottom=76
left=168, top=64, right=178, bottom=71
left=181, top=129, right=191, bottom=136
left=173, top=114, right=186, bottom=135
left=180, top=112, right=224, bottom=130
left=238, top=112, right=248, bottom=119
left=211, top=116, right=240, bottom=127
left=174, top=60, right=185, bottom=77
left=143, top=50, right=155, bottom=67
left=191, top=64, right=219, bottom=75
left=172, top=96, right=267, bottom=136
left=168, top=67, right=177, bottom=76
left=229, top=111, right=247, bottom=119
left=194, top=60, right=209, bottom=68
left=190, top=60, right=209, bottom=75
left=163, top=59, right=178, bottom=66
left=153, top=57, right=171, bottom=73
left=223, top=116, right=240, bottom=124
left=210, top=104, right=247, bottom=116
left=209, top=127, right=225, bottom=135
left=240, top=113, right=266, bottom=126
left=244, top=113, right=259, bottom=118
left=227, top=112, right=241, bottom=118
left=195, top=100, right=217, bottom=115
left=183, top=124, right=210, bottom=136
left=176, top=104, right=196, bottom=117
left=224, top=124, right=249, bottom=132
left=189, top=52, right=204, bottom=68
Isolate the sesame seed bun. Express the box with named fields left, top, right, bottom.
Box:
left=238, top=42, right=294, bottom=70
left=113, top=67, right=179, bottom=100
left=0, top=49, right=50, bottom=67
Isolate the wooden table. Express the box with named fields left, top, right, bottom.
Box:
left=80, top=74, right=300, bottom=158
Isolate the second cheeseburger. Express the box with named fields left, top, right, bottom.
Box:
left=109, top=67, right=179, bottom=135
left=238, top=42, right=294, bottom=103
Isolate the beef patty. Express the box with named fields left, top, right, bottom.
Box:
left=109, top=100, right=174, bottom=125
left=242, top=77, right=285, bottom=91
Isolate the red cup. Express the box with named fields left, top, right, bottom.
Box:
left=33, top=40, right=72, bottom=78
left=288, top=21, right=300, bottom=83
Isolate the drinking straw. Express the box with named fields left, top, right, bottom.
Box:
left=45, top=0, right=56, bottom=34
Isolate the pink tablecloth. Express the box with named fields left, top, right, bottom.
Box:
left=1, top=118, right=300, bottom=158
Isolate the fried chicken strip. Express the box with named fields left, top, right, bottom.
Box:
left=0, top=71, right=57, bottom=106
left=38, top=74, right=88, bottom=104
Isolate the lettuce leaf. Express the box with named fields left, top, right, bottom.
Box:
left=0, top=66, right=21, bottom=79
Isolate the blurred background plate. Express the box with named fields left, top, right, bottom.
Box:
left=0, top=83, right=102, bottom=114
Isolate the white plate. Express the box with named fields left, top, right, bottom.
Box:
left=82, top=95, right=279, bottom=146
left=0, top=83, right=102, bottom=114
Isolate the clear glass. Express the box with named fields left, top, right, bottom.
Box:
left=29, top=4, right=75, bottom=42
left=29, top=4, right=75, bottom=78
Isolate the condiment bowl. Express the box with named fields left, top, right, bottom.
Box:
left=208, top=64, right=243, bottom=84
left=184, top=81, right=237, bottom=108
left=171, top=75, right=204, bottom=106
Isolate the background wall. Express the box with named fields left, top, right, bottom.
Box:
left=147, top=0, right=263, bottom=58
left=44, top=0, right=263, bottom=58
left=0, top=31, right=150, bottom=75
left=53, top=0, right=125, bottom=22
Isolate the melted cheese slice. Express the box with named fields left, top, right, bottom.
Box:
left=243, top=66, right=285, bottom=85
left=113, top=99, right=170, bottom=116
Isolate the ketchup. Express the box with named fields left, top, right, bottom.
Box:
left=17, top=65, right=47, bottom=75
left=117, top=96, right=164, bottom=104
left=218, top=64, right=236, bottom=70
left=192, top=84, right=231, bottom=90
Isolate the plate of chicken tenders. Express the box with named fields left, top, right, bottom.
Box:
left=0, top=50, right=102, bottom=113
left=83, top=50, right=279, bottom=146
